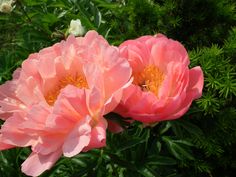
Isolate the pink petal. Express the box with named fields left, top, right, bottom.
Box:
left=103, top=48, right=132, bottom=100
left=83, top=117, right=107, bottom=151
left=63, top=116, right=91, bottom=157
left=83, top=63, right=104, bottom=91
left=21, top=58, right=40, bottom=79
left=21, top=150, right=61, bottom=177
left=168, top=66, right=204, bottom=120
left=61, top=35, right=78, bottom=70
left=21, top=103, right=51, bottom=130
left=1, top=113, right=36, bottom=147
left=53, top=85, right=88, bottom=121
left=0, top=134, right=15, bottom=150
left=0, top=142, right=15, bottom=150
left=104, top=89, right=122, bottom=114
left=150, top=38, right=189, bottom=70
left=83, top=30, right=109, bottom=48
left=119, top=40, right=150, bottom=72
left=16, top=77, right=43, bottom=106
left=0, top=80, right=25, bottom=120
left=32, top=133, right=64, bottom=155
left=86, top=86, right=104, bottom=116
left=107, top=119, right=124, bottom=133
left=38, top=51, right=57, bottom=78
left=187, top=66, right=204, bottom=99
left=45, top=114, right=74, bottom=131
left=103, top=69, right=132, bottom=115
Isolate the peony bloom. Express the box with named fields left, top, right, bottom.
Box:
left=0, top=31, right=132, bottom=176
left=68, top=19, right=85, bottom=36
left=115, top=34, right=204, bottom=123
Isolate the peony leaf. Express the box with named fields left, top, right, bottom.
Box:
left=146, top=155, right=177, bottom=166
left=162, top=136, right=195, bottom=160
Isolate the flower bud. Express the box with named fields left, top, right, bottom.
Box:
left=0, top=0, right=14, bottom=13
left=68, top=19, right=85, bottom=36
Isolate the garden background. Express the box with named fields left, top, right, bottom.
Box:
left=0, top=0, right=236, bottom=176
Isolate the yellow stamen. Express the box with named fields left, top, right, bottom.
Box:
left=45, top=74, right=88, bottom=106
left=133, top=65, right=164, bottom=96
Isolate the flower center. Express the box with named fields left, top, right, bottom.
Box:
left=133, top=65, right=164, bottom=96
left=45, top=74, right=88, bottom=106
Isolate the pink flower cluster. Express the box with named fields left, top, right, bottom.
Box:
left=0, top=31, right=203, bottom=176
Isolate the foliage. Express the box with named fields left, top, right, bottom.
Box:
left=0, top=0, right=236, bottom=176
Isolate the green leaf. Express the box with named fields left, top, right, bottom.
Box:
left=138, top=166, right=159, bottom=177
left=108, top=153, right=137, bottom=171
left=22, top=0, right=47, bottom=6
left=172, top=120, right=204, bottom=138
left=94, top=7, right=102, bottom=27
left=172, top=140, right=194, bottom=146
left=159, top=122, right=172, bottom=135
left=162, top=136, right=195, bottom=160
left=116, top=137, right=147, bottom=152
left=41, top=13, right=59, bottom=25
left=71, top=158, right=87, bottom=168
left=146, top=155, right=177, bottom=166
left=92, top=0, right=119, bottom=9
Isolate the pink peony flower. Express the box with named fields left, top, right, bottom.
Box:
left=0, top=31, right=132, bottom=176
left=115, top=34, right=204, bottom=123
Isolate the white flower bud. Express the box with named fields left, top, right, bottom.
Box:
left=0, top=0, right=14, bottom=13
left=68, top=19, right=85, bottom=36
